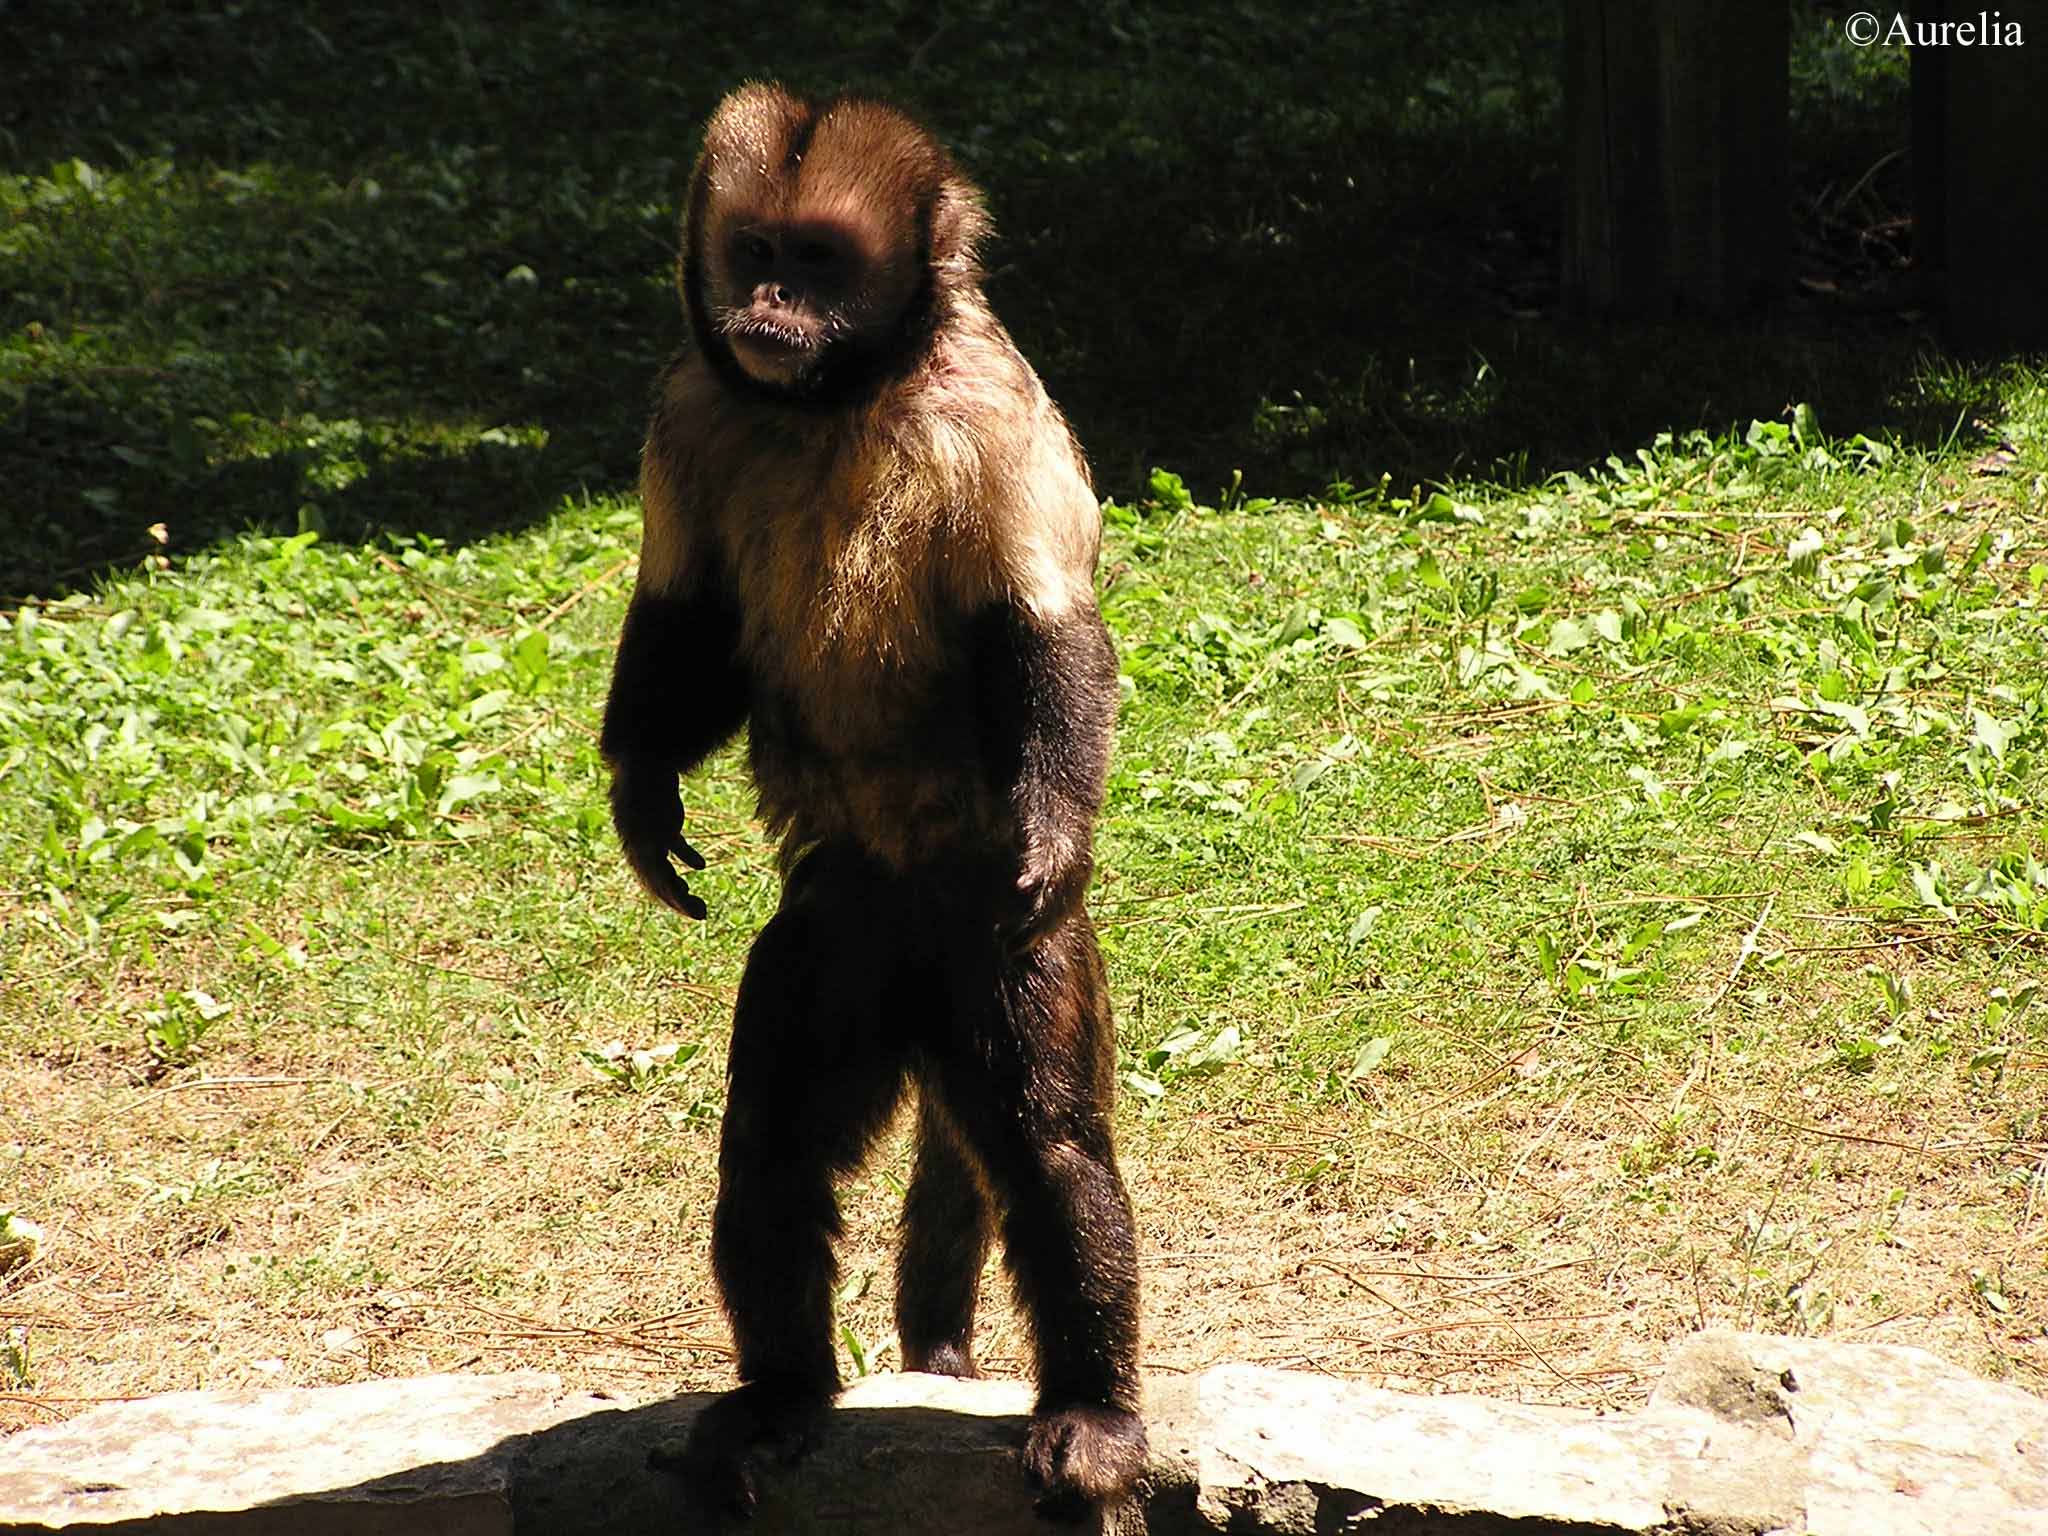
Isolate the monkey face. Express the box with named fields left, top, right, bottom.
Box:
left=710, top=219, right=868, bottom=388
left=681, top=84, right=990, bottom=404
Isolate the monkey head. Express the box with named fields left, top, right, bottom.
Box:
left=680, top=83, right=991, bottom=404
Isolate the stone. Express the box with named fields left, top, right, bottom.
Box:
left=0, top=1370, right=607, bottom=1533
left=1654, top=1333, right=2048, bottom=1536
left=1175, top=1334, right=2048, bottom=1535
left=0, top=1332, right=2042, bottom=1534
left=0, top=1372, right=1112, bottom=1536
left=1172, top=1362, right=1677, bottom=1533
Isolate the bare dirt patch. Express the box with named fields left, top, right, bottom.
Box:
left=6, top=1039, right=2041, bottom=1435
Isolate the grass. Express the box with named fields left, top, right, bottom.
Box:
left=4, top=0, right=2046, bottom=1429
left=5, top=392, right=2045, bottom=1421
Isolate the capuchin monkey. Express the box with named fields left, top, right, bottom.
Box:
left=600, top=83, right=1144, bottom=1520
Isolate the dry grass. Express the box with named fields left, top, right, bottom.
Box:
left=6, top=1016, right=2041, bottom=1434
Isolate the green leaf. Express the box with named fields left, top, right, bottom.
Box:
left=1321, top=616, right=1368, bottom=650
left=1620, top=920, right=1665, bottom=963
left=1545, top=618, right=1590, bottom=656
left=1346, top=1035, right=1392, bottom=1079
left=1291, top=759, right=1332, bottom=791
left=1409, top=491, right=1459, bottom=523
left=1179, top=1026, right=1242, bottom=1074
left=436, top=773, right=500, bottom=817
left=465, top=689, right=513, bottom=723
left=1787, top=527, right=1824, bottom=576
left=1909, top=863, right=1957, bottom=921
left=1970, top=708, right=2014, bottom=762
left=1790, top=401, right=1820, bottom=449
left=1147, top=468, right=1193, bottom=511
left=1657, top=706, right=1703, bottom=738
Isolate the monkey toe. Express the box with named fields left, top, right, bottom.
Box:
left=1022, top=1402, right=1148, bottom=1518
left=656, top=880, right=708, bottom=921
left=676, top=1442, right=758, bottom=1521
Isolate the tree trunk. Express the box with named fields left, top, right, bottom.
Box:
left=1563, top=0, right=1789, bottom=317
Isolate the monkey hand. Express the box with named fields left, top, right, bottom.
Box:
left=1006, top=825, right=1092, bottom=949
left=610, top=761, right=710, bottom=920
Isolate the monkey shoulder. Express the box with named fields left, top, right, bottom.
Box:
left=898, top=323, right=1103, bottom=627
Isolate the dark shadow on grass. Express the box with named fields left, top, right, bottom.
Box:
left=0, top=0, right=1995, bottom=602
left=3, top=420, right=638, bottom=601
left=0, top=140, right=674, bottom=597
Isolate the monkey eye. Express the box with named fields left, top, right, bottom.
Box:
left=734, top=232, right=775, bottom=267
left=792, top=239, right=839, bottom=269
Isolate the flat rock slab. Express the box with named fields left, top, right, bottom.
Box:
left=0, top=1371, right=610, bottom=1534
left=1174, top=1334, right=2048, bottom=1536
left=1, top=1333, right=2044, bottom=1534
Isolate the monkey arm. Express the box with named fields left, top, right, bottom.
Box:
left=601, top=582, right=751, bottom=919
left=973, top=602, right=1118, bottom=943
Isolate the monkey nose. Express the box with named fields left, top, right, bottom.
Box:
left=756, top=282, right=795, bottom=308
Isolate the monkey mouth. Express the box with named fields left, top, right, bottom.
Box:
left=722, top=314, right=819, bottom=357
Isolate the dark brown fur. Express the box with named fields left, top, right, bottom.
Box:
left=601, top=83, right=1144, bottom=1519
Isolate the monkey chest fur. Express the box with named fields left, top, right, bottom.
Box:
left=714, top=457, right=1013, bottom=871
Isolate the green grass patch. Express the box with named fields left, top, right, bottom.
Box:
left=4, top=388, right=2045, bottom=1410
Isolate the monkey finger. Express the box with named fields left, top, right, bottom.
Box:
left=659, top=873, right=709, bottom=922
left=625, top=843, right=710, bottom=920
left=670, top=832, right=707, bottom=871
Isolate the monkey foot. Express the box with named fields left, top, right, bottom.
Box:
left=652, top=1381, right=830, bottom=1519
left=1022, top=1401, right=1148, bottom=1520
left=902, top=1340, right=983, bottom=1379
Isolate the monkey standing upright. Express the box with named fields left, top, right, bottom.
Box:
left=600, top=83, right=1145, bottom=1516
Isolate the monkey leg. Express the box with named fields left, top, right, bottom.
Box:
left=677, top=845, right=911, bottom=1516
left=896, top=1093, right=993, bottom=1378
left=935, top=908, right=1146, bottom=1515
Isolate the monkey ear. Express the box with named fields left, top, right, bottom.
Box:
left=929, top=175, right=990, bottom=274
left=701, top=80, right=806, bottom=165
